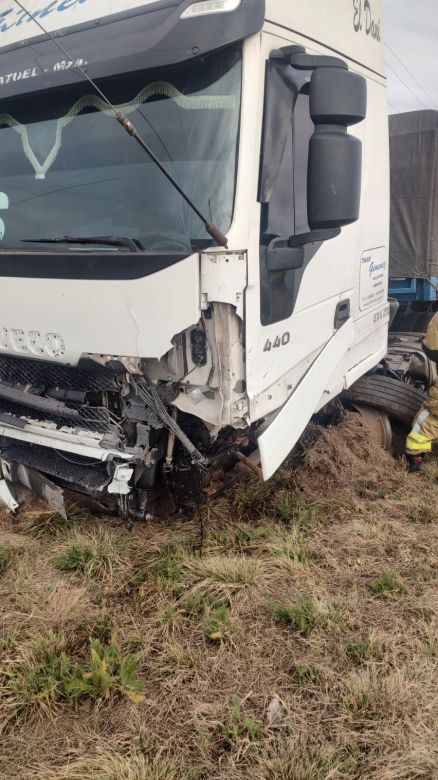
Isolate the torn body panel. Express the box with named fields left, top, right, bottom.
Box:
left=0, top=293, right=251, bottom=518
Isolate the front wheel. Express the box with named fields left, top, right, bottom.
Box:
left=342, top=374, right=426, bottom=426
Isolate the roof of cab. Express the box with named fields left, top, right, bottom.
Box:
left=265, top=0, right=385, bottom=78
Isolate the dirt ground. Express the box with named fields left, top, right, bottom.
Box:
left=0, top=413, right=437, bottom=780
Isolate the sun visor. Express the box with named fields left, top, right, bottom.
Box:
left=0, top=0, right=264, bottom=100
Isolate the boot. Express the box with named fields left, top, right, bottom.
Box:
left=406, top=452, right=429, bottom=473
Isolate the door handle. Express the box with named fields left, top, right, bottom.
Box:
left=334, top=299, right=350, bottom=330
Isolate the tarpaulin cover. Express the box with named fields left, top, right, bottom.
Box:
left=389, top=110, right=438, bottom=278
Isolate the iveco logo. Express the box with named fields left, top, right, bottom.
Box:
left=0, top=328, right=65, bottom=358
left=353, top=0, right=381, bottom=42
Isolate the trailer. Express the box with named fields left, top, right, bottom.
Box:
left=0, top=0, right=391, bottom=518
left=343, top=110, right=438, bottom=438
left=388, top=110, right=438, bottom=332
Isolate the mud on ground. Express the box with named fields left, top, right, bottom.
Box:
left=0, top=413, right=437, bottom=780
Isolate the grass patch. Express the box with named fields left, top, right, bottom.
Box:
left=369, top=572, right=407, bottom=596
left=269, top=595, right=319, bottom=635
left=19, top=503, right=87, bottom=538
left=265, top=526, right=309, bottom=565
left=219, top=698, right=263, bottom=747
left=0, top=632, right=75, bottom=723
left=205, top=523, right=271, bottom=552
left=52, top=528, right=128, bottom=582
left=271, top=490, right=320, bottom=526
left=185, top=555, right=262, bottom=598
left=0, top=544, right=17, bottom=574
left=345, top=635, right=384, bottom=663
left=231, top=478, right=271, bottom=517
left=1, top=634, right=144, bottom=726
left=407, top=504, right=436, bottom=524
left=150, top=546, right=182, bottom=590
left=288, top=663, right=324, bottom=686
left=251, top=735, right=357, bottom=780
left=1, top=419, right=438, bottom=779
left=30, top=751, right=180, bottom=780
left=179, top=591, right=225, bottom=616
left=162, top=643, right=199, bottom=670
left=342, top=668, right=413, bottom=725
left=203, top=605, right=232, bottom=642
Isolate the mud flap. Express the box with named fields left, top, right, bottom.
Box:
left=0, top=460, right=66, bottom=518
left=258, top=319, right=355, bottom=480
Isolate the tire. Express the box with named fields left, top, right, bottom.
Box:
left=343, top=374, right=426, bottom=426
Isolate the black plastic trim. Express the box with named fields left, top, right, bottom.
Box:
left=0, top=0, right=264, bottom=100
left=0, top=251, right=191, bottom=280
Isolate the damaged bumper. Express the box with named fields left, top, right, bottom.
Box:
left=0, top=354, right=148, bottom=516
left=0, top=430, right=135, bottom=517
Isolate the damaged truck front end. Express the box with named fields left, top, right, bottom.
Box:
left=0, top=309, right=247, bottom=520
left=0, top=0, right=390, bottom=517
left=0, top=0, right=260, bottom=518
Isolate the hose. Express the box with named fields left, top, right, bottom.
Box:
left=129, top=376, right=210, bottom=471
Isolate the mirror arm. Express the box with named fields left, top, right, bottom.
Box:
left=266, top=237, right=305, bottom=272
left=288, top=228, right=341, bottom=248
left=269, top=44, right=305, bottom=62
left=289, top=53, right=348, bottom=71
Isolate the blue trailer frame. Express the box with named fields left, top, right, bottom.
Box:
left=389, top=277, right=438, bottom=303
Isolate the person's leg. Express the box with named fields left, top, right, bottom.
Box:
left=406, top=380, right=438, bottom=470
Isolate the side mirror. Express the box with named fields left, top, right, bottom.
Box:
left=307, top=68, right=367, bottom=231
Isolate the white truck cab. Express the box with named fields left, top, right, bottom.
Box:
left=0, top=0, right=389, bottom=517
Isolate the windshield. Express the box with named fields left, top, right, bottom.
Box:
left=0, top=44, right=242, bottom=252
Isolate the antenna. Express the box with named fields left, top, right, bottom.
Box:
left=12, top=0, right=228, bottom=248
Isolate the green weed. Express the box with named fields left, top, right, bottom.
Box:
left=150, top=547, right=182, bottom=588
left=1, top=634, right=144, bottom=725
left=288, top=663, right=324, bottom=686
left=1, top=633, right=75, bottom=721
left=0, top=544, right=17, bottom=574
left=272, top=491, right=320, bottom=526
left=220, top=699, right=262, bottom=746
left=65, top=639, right=144, bottom=704
left=52, top=528, right=128, bottom=581
left=370, top=572, right=407, bottom=596
left=269, top=595, right=318, bottom=635
left=268, top=526, right=309, bottom=565
left=203, top=605, right=231, bottom=641
left=345, top=636, right=384, bottom=663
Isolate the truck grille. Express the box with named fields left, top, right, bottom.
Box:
left=0, top=398, right=114, bottom=434
left=1, top=443, right=111, bottom=491
left=0, top=354, right=122, bottom=392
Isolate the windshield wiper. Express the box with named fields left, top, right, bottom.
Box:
left=22, top=235, right=142, bottom=252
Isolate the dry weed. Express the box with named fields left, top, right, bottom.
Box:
left=0, top=415, right=437, bottom=780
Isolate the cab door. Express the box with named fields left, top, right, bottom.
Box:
left=244, top=31, right=368, bottom=424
